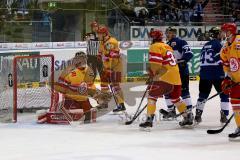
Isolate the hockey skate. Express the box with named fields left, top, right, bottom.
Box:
left=112, top=103, right=126, bottom=114
left=220, top=110, right=228, bottom=123
left=194, top=109, right=203, bottom=124
left=139, top=115, right=154, bottom=132
left=159, top=108, right=177, bottom=121
left=229, top=127, right=240, bottom=141
left=179, top=112, right=194, bottom=127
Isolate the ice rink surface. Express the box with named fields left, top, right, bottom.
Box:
left=1, top=81, right=240, bottom=160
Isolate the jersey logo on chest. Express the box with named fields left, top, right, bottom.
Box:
left=230, top=57, right=239, bottom=72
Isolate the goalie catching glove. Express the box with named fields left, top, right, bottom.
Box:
left=92, top=89, right=112, bottom=105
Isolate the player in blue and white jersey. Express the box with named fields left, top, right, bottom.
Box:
left=195, top=27, right=230, bottom=124
left=162, top=27, right=193, bottom=119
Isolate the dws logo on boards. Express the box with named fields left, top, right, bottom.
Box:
left=130, top=26, right=205, bottom=41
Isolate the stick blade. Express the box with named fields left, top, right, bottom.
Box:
left=207, top=128, right=223, bottom=134
left=125, top=121, right=133, bottom=125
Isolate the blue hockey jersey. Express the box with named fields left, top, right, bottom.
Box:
left=167, top=37, right=193, bottom=74
left=200, top=39, right=225, bottom=80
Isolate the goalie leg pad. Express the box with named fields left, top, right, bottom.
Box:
left=36, top=109, right=48, bottom=124
left=63, top=99, right=92, bottom=113
left=37, top=109, right=85, bottom=124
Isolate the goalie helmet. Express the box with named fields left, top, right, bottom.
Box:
left=73, top=51, right=87, bottom=68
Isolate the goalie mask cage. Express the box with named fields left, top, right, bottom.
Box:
left=0, top=54, right=54, bottom=123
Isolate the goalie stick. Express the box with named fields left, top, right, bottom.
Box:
left=58, top=95, right=85, bottom=126
left=207, top=113, right=235, bottom=134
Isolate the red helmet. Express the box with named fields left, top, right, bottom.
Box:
left=91, top=21, right=98, bottom=28
left=97, top=26, right=109, bottom=35
left=149, top=29, right=163, bottom=40
left=221, top=23, right=237, bottom=35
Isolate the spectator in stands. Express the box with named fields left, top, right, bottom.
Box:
left=134, top=0, right=149, bottom=18
left=165, top=8, right=179, bottom=24
left=232, top=10, right=240, bottom=25
left=137, top=8, right=149, bottom=25
left=134, top=0, right=149, bottom=25
left=51, top=9, right=66, bottom=41
left=178, top=0, right=195, bottom=25
left=146, top=0, right=157, bottom=18
left=119, top=0, right=135, bottom=21
left=191, top=0, right=209, bottom=25
left=151, top=8, right=166, bottom=24
left=180, top=5, right=191, bottom=25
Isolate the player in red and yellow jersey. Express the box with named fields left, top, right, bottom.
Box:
left=139, top=29, right=194, bottom=129
left=37, top=52, right=111, bottom=124
left=97, top=26, right=125, bottom=113
left=220, top=23, right=240, bottom=139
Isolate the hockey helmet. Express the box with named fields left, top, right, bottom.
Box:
left=97, top=26, right=109, bottom=35
left=73, top=51, right=87, bottom=67
left=166, top=27, right=177, bottom=34
left=209, top=27, right=220, bottom=38
left=221, top=23, right=237, bottom=35
left=91, top=21, right=99, bottom=28
left=149, top=29, right=164, bottom=41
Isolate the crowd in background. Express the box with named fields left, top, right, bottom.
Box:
left=119, top=0, right=240, bottom=26
left=223, top=0, right=240, bottom=24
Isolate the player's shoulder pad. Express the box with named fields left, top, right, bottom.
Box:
left=109, top=37, right=118, bottom=44
left=234, top=35, right=240, bottom=43
left=181, top=39, right=188, bottom=45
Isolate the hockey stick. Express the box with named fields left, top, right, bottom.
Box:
left=173, top=82, right=240, bottom=118
left=58, top=98, right=74, bottom=123
left=125, top=104, right=148, bottom=125
left=125, top=70, right=170, bottom=125
left=125, top=85, right=149, bottom=125
left=207, top=113, right=234, bottom=134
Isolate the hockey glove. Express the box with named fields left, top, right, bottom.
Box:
left=221, top=77, right=233, bottom=95
left=93, top=89, right=112, bottom=105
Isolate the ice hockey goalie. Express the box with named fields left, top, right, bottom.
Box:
left=37, top=52, right=112, bottom=124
